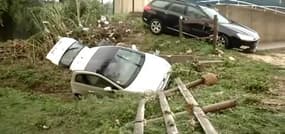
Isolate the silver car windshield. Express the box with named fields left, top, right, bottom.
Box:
left=103, top=49, right=144, bottom=87
left=85, top=47, right=145, bottom=88
left=201, top=6, right=230, bottom=24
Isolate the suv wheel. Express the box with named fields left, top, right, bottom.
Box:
left=73, top=93, right=82, bottom=100
left=218, top=34, right=231, bottom=49
left=150, top=19, right=163, bottom=34
left=245, top=45, right=257, bottom=53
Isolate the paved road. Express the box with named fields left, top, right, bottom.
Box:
left=257, top=42, right=285, bottom=51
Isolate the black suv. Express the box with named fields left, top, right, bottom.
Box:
left=142, top=0, right=260, bottom=52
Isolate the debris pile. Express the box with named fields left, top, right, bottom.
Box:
left=69, top=16, right=133, bottom=46
left=0, top=40, right=30, bottom=61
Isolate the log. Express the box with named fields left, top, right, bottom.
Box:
left=202, top=99, right=237, bottom=113
left=133, top=98, right=146, bottom=134
left=146, top=99, right=237, bottom=123
left=164, top=79, right=203, bottom=95
left=165, top=73, right=218, bottom=95
left=175, top=78, right=218, bottom=134
left=158, top=92, right=179, bottom=134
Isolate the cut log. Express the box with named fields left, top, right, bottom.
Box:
left=133, top=98, right=146, bottom=134
left=175, top=78, right=218, bottom=134
left=164, top=79, right=203, bottom=95
left=165, top=73, right=218, bottom=96
left=158, top=92, right=179, bottom=134
left=202, top=99, right=237, bottom=113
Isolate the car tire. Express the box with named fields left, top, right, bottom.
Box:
left=150, top=19, right=163, bottom=35
left=247, top=45, right=257, bottom=53
left=218, top=34, right=231, bottom=49
left=73, top=93, right=82, bottom=100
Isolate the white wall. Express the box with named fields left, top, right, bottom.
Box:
left=114, top=0, right=153, bottom=13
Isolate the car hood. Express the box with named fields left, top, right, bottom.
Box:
left=125, top=53, right=171, bottom=93
left=220, top=23, right=260, bottom=40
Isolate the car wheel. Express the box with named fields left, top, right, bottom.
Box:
left=73, top=93, right=82, bottom=100
left=218, top=34, right=231, bottom=49
left=247, top=45, right=257, bottom=53
left=150, top=19, right=163, bottom=34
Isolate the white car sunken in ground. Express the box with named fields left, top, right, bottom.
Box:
left=46, top=37, right=171, bottom=97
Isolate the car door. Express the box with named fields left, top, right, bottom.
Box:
left=71, top=71, right=123, bottom=96
left=183, top=6, right=211, bottom=37
left=165, top=3, right=186, bottom=32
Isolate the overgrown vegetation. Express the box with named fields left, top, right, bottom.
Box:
left=0, top=1, right=284, bottom=133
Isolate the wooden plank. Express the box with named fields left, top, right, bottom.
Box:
left=213, top=15, right=218, bottom=50
left=133, top=98, right=146, bottom=134
left=179, top=16, right=183, bottom=38
left=147, top=111, right=188, bottom=124
left=175, top=78, right=218, bottom=134
left=164, top=79, right=203, bottom=95
left=198, top=60, right=224, bottom=65
left=160, top=54, right=193, bottom=64
left=146, top=99, right=237, bottom=123
left=158, top=92, right=179, bottom=134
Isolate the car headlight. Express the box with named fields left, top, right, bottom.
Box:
left=236, top=33, right=255, bottom=41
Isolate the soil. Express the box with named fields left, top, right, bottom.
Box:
left=245, top=49, right=285, bottom=67
left=246, top=49, right=285, bottom=110
left=261, top=76, right=285, bottom=111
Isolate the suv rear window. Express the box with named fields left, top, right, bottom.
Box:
left=151, top=0, right=170, bottom=8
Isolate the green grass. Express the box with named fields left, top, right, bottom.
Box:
left=0, top=17, right=285, bottom=133
left=0, top=87, right=142, bottom=134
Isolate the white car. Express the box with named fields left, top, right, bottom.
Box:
left=46, top=37, right=171, bottom=96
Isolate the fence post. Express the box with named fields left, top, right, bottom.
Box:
left=213, top=15, right=218, bottom=51
left=132, top=0, right=135, bottom=13
left=179, top=16, right=184, bottom=38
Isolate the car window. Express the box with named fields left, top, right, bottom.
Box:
left=75, top=74, right=117, bottom=89
left=186, top=6, right=208, bottom=19
left=102, top=48, right=144, bottom=87
left=200, top=6, right=230, bottom=24
left=168, top=3, right=186, bottom=15
left=59, top=42, right=84, bottom=67
left=151, top=0, right=170, bottom=8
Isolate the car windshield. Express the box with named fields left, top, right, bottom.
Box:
left=85, top=47, right=145, bottom=88
left=200, top=6, right=230, bottom=24
left=59, top=42, right=84, bottom=67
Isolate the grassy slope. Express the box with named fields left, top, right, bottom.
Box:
left=0, top=17, right=284, bottom=133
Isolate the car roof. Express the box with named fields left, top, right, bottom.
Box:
left=154, top=0, right=199, bottom=7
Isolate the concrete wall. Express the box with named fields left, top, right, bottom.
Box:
left=114, top=0, right=152, bottom=13
left=217, top=5, right=285, bottom=43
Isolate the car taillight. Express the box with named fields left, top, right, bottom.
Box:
left=144, top=5, right=152, bottom=11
